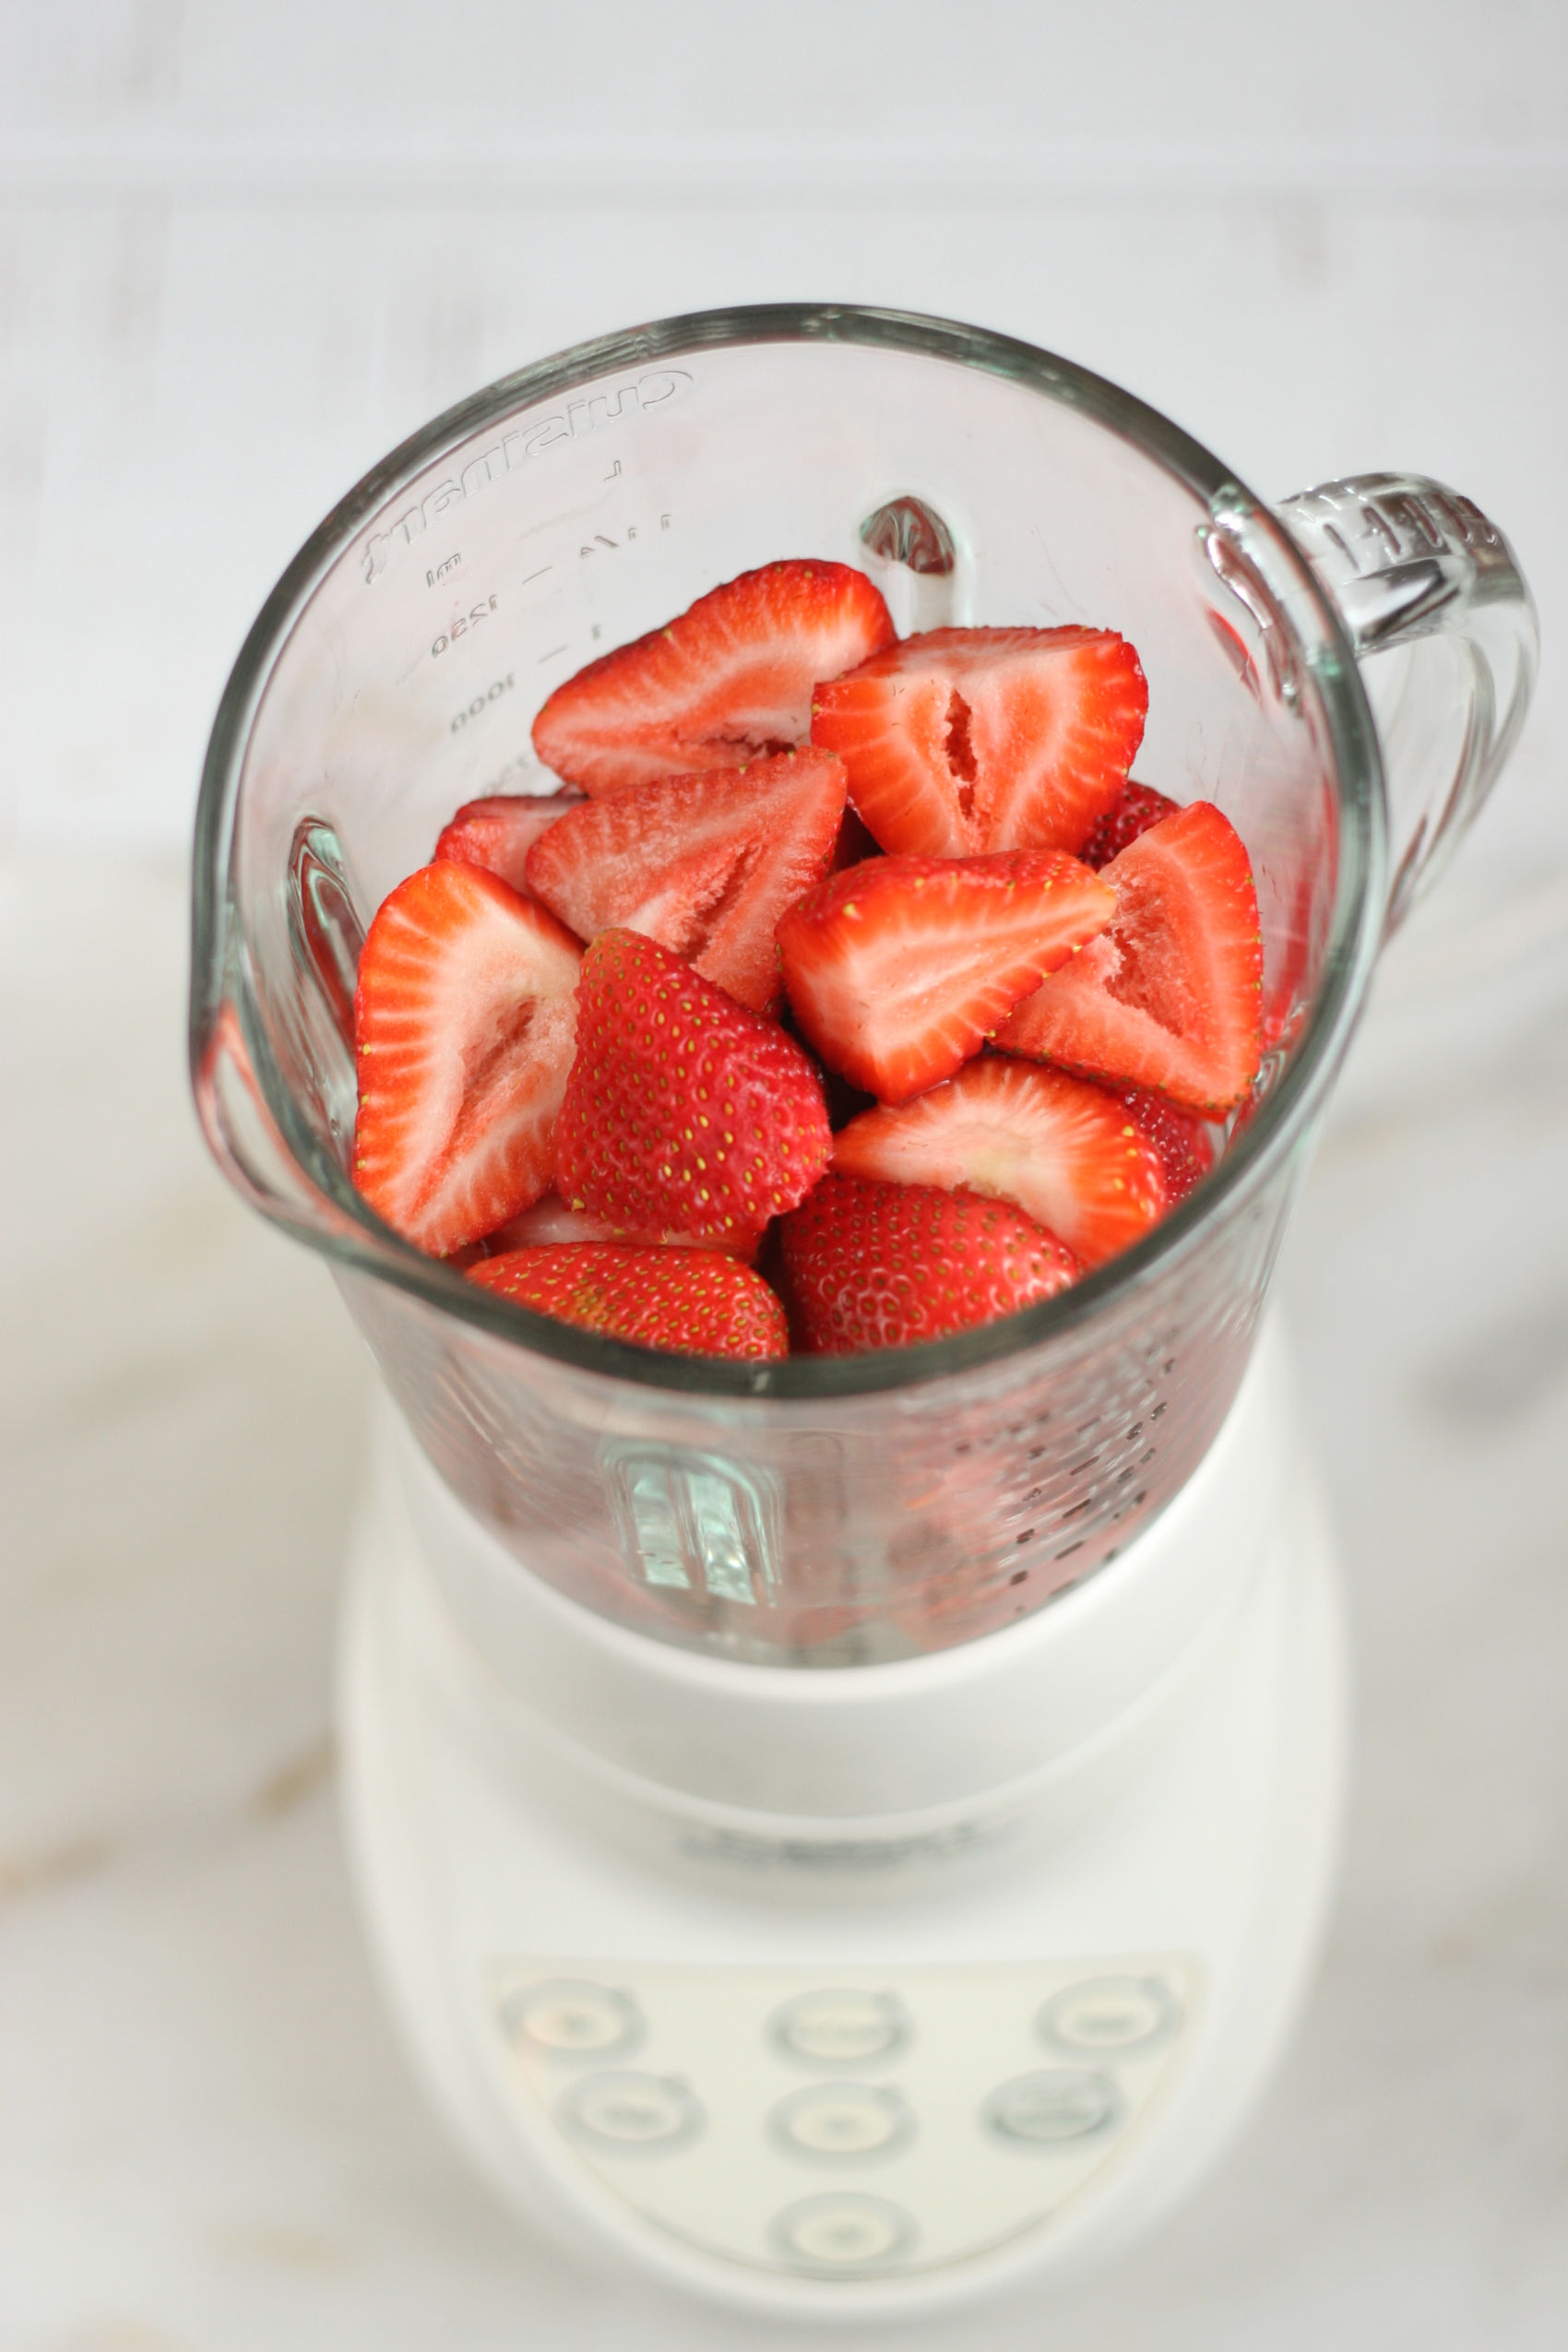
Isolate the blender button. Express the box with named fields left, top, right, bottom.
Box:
left=1039, top=1975, right=1178, bottom=2054
left=983, top=2069, right=1122, bottom=2145
left=501, top=1979, right=643, bottom=2058
left=773, top=2193, right=916, bottom=2272
left=771, top=1990, right=910, bottom=2067
left=771, top=2083, right=913, bottom=2161
left=558, top=2072, right=703, bottom=2151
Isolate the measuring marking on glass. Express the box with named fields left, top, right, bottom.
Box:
left=358, top=366, right=695, bottom=584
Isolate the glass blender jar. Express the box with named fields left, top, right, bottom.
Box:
left=190, top=307, right=1535, bottom=2315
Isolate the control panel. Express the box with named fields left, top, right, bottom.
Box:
left=484, top=1956, right=1199, bottom=2279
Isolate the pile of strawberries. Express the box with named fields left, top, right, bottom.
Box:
left=352, top=560, right=1263, bottom=1362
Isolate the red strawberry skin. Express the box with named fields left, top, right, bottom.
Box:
left=468, top=1243, right=788, bottom=1360
left=532, top=560, right=896, bottom=794
left=810, top=625, right=1146, bottom=859
left=433, top=789, right=582, bottom=894
left=353, top=862, right=583, bottom=1255
left=1118, top=1086, right=1215, bottom=1206
left=1077, top=781, right=1178, bottom=870
left=778, top=1174, right=1079, bottom=1354
left=997, top=801, right=1264, bottom=1112
left=524, top=749, right=847, bottom=1014
left=778, top=849, right=1115, bottom=1104
left=554, top=931, right=832, bottom=1244
left=831, top=1056, right=1168, bottom=1269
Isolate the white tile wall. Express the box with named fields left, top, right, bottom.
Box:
left=2, top=0, right=1564, bottom=872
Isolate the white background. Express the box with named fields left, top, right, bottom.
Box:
left=2, top=0, right=1565, bottom=873
left=2, top=7, right=1566, bottom=2350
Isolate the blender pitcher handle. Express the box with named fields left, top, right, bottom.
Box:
left=1277, top=475, right=1538, bottom=932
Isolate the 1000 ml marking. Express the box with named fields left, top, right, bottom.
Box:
left=450, top=674, right=516, bottom=733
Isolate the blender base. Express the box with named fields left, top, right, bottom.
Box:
left=338, top=1344, right=1347, bottom=2321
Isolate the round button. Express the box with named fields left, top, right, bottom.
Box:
left=774, top=2193, right=916, bottom=2272
left=1039, top=1975, right=1177, bottom=2056
left=771, top=2083, right=913, bottom=2161
left=983, top=2068, right=1121, bottom=2145
left=501, top=1978, right=643, bottom=2058
left=771, top=1990, right=910, bottom=2068
left=558, top=2072, right=703, bottom=2152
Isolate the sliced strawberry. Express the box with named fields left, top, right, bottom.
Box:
left=831, top=1057, right=1167, bottom=1269
left=532, top=560, right=896, bottom=794
left=777, top=849, right=1114, bottom=1104
left=554, top=930, right=832, bottom=1244
left=434, top=788, right=583, bottom=895
left=482, top=1191, right=760, bottom=1263
left=353, top=862, right=583, bottom=1255
left=1077, top=781, right=1178, bottom=870
left=997, top=801, right=1264, bottom=1112
left=810, top=626, right=1146, bottom=859
left=523, top=749, right=847, bottom=1014
left=468, top=1243, right=788, bottom=1360
left=1117, top=1086, right=1215, bottom=1206
left=778, top=1174, right=1079, bottom=1353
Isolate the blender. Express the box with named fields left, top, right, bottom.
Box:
left=189, top=307, right=1536, bottom=2319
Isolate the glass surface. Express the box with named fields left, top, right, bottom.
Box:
left=192, top=306, right=1502, bottom=1665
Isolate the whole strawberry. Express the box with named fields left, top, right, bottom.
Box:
left=779, top=1174, right=1079, bottom=1354
left=468, top=1243, right=788, bottom=1360
left=554, top=931, right=832, bottom=1244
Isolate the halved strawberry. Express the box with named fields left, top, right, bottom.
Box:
left=1077, top=781, right=1178, bottom=870
left=524, top=749, right=847, bottom=1014
left=352, top=861, right=582, bottom=1255
left=482, top=1192, right=761, bottom=1263
left=554, top=931, right=832, bottom=1244
left=810, top=626, right=1146, bottom=858
left=777, top=849, right=1115, bottom=1104
left=997, top=801, right=1263, bottom=1112
left=468, top=1243, right=788, bottom=1360
left=831, top=1057, right=1167, bottom=1269
left=434, top=788, right=583, bottom=895
left=778, top=1174, right=1079, bottom=1354
left=532, top=560, right=896, bottom=794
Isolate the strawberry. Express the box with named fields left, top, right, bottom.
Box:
left=1118, top=1086, right=1215, bottom=1206
left=434, top=788, right=583, bottom=895
left=996, top=801, right=1264, bottom=1112
left=777, top=849, right=1115, bottom=1104
left=532, top=560, right=896, bottom=794
left=523, top=749, right=847, bottom=1014
left=481, top=1192, right=760, bottom=1263
left=1077, top=781, right=1178, bottom=870
left=810, top=625, right=1146, bottom=858
left=353, top=861, right=583, bottom=1255
left=467, top=1243, right=788, bottom=1360
left=778, top=1174, right=1079, bottom=1354
left=831, top=1056, right=1168, bottom=1269
left=553, top=930, right=832, bottom=1244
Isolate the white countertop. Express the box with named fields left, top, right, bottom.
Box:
left=2, top=850, right=1564, bottom=2350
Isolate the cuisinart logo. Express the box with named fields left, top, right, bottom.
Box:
left=358, top=367, right=693, bottom=585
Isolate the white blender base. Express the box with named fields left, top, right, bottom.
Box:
left=339, top=1350, right=1347, bottom=2321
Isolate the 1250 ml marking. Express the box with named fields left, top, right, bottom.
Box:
left=450, top=674, right=516, bottom=733
left=433, top=595, right=497, bottom=658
